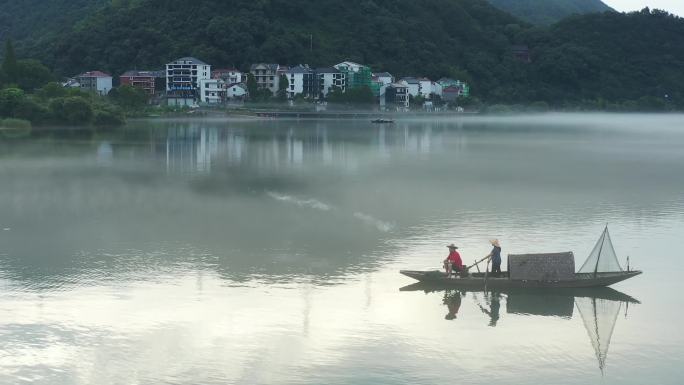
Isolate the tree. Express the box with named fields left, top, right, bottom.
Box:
left=246, top=73, right=258, bottom=100
left=14, top=60, right=54, bottom=91
left=277, top=74, right=289, bottom=100
left=2, top=39, right=18, bottom=84
left=49, top=96, right=94, bottom=125
left=0, top=88, right=26, bottom=117
left=109, top=85, right=149, bottom=110
left=37, top=82, right=68, bottom=99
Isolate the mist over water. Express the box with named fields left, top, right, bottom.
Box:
left=0, top=114, right=683, bottom=385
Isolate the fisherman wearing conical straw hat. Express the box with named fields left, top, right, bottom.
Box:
left=487, top=239, right=502, bottom=277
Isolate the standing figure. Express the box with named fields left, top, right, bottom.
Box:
left=488, top=239, right=502, bottom=277
left=444, top=244, right=463, bottom=277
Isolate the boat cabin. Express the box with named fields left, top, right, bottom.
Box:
left=508, top=252, right=575, bottom=281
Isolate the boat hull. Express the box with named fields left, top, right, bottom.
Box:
left=399, top=270, right=642, bottom=289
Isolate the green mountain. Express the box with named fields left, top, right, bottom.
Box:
left=3, top=0, right=684, bottom=109
left=488, top=0, right=612, bottom=24
left=0, top=0, right=108, bottom=42
left=23, top=0, right=524, bottom=90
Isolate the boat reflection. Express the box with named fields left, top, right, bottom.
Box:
left=403, top=284, right=640, bottom=373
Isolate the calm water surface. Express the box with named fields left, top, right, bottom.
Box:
left=0, top=114, right=683, bottom=385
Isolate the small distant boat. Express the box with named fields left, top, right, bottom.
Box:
left=371, top=118, right=394, bottom=124
left=400, top=226, right=642, bottom=289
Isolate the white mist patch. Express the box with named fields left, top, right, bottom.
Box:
left=266, top=191, right=332, bottom=211
left=267, top=192, right=394, bottom=233
left=353, top=212, right=395, bottom=233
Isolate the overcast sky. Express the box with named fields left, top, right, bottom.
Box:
left=603, top=0, right=684, bottom=16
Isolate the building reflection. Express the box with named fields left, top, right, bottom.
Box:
left=120, top=121, right=458, bottom=174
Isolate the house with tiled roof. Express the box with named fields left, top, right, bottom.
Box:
left=399, top=77, right=421, bottom=97
left=76, top=71, right=113, bottom=95
left=120, top=70, right=163, bottom=95
left=212, top=68, right=243, bottom=84
left=250, top=63, right=281, bottom=95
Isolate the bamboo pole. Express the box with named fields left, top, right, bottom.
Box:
left=467, top=255, right=491, bottom=271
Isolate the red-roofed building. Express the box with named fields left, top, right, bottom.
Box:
left=120, top=70, right=162, bottom=95
left=77, top=71, right=113, bottom=95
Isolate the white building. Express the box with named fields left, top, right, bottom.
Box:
left=431, top=81, right=443, bottom=97
left=199, top=78, right=226, bottom=104
left=373, top=72, right=394, bottom=86
left=166, top=57, right=211, bottom=106
left=399, top=77, right=421, bottom=97
left=212, top=68, right=242, bottom=84
left=315, top=67, right=345, bottom=98
left=286, top=65, right=315, bottom=98
left=76, top=71, right=112, bottom=96
left=227, top=83, right=247, bottom=99
left=418, top=77, right=432, bottom=98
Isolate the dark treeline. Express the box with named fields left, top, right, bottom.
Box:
left=0, top=40, right=147, bottom=128
left=487, top=0, right=611, bottom=25
left=4, top=0, right=684, bottom=110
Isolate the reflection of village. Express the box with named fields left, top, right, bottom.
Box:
left=436, top=288, right=639, bottom=373
left=98, top=122, right=466, bottom=173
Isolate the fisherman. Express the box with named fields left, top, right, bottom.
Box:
left=444, top=244, right=463, bottom=277
left=487, top=239, right=502, bottom=277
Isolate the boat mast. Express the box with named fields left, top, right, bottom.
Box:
left=593, top=226, right=608, bottom=278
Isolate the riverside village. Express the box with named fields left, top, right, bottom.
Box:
left=63, top=57, right=472, bottom=112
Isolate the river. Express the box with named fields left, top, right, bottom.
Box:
left=0, top=114, right=683, bottom=384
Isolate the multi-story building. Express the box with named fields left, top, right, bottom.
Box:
left=418, top=77, right=432, bottom=98
left=334, top=61, right=372, bottom=90
left=431, top=81, right=443, bottom=97
left=119, top=70, right=162, bottom=95
left=285, top=65, right=316, bottom=98
left=315, top=68, right=345, bottom=98
left=385, top=83, right=410, bottom=110
left=76, top=71, right=113, bottom=96
left=399, top=77, right=421, bottom=97
left=166, top=57, right=211, bottom=106
left=212, top=68, right=243, bottom=84
left=249, top=63, right=280, bottom=95
left=373, top=72, right=394, bottom=86
left=199, top=78, right=226, bottom=104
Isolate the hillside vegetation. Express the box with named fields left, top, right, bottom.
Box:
left=3, top=0, right=683, bottom=110
left=488, top=0, right=612, bottom=24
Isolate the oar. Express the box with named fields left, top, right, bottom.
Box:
left=467, top=255, right=491, bottom=271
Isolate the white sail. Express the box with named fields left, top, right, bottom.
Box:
left=579, top=227, right=623, bottom=273
left=575, top=297, right=622, bottom=374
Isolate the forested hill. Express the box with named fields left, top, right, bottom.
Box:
left=5, top=1, right=684, bottom=108
left=23, top=0, right=524, bottom=90
left=0, top=0, right=108, bottom=42
left=488, top=0, right=612, bottom=24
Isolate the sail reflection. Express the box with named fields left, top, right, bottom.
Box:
left=402, top=284, right=640, bottom=373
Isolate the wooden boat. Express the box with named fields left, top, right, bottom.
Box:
left=401, top=227, right=642, bottom=289
left=399, top=270, right=641, bottom=289
left=371, top=118, right=394, bottom=124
